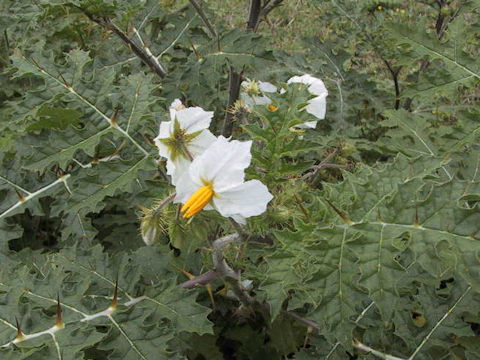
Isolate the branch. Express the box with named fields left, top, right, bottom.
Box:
left=82, top=11, right=166, bottom=79
left=188, top=0, right=217, bottom=39
left=222, top=66, right=243, bottom=137
left=354, top=339, right=406, bottom=360
left=257, top=0, right=284, bottom=29
left=247, top=0, right=262, bottom=31
left=211, top=234, right=255, bottom=306
left=180, top=270, right=221, bottom=289
left=247, top=0, right=284, bottom=31
left=132, top=26, right=167, bottom=76
left=383, top=60, right=401, bottom=110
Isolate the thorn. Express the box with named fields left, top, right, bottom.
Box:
left=324, top=199, right=353, bottom=224
left=112, top=140, right=127, bottom=156
left=110, top=107, right=120, bottom=126
left=111, top=276, right=119, bottom=309
left=142, top=133, right=155, bottom=146
left=55, top=294, right=63, bottom=327
left=206, top=283, right=215, bottom=307
left=414, top=209, right=420, bottom=227
left=15, top=190, right=26, bottom=203
left=57, top=72, right=70, bottom=88
left=189, top=40, right=202, bottom=60
left=170, top=263, right=195, bottom=280
left=29, top=57, right=43, bottom=70
left=15, top=317, right=24, bottom=341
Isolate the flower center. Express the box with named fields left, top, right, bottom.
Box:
left=180, top=184, right=214, bottom=218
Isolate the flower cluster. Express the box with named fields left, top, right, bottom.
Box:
left=154, top=74, right=327, bottom=225
left=240, top=74, right=328, bottom=129
left=154, top=99, right=273, bottom=224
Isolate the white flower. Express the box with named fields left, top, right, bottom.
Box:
left=287, top=74, right=328, bottom=129
left=154, top=99, right=216, bottom=184
left=175, top=136, right=273, bottom=224
left=240, top=79, right=277, bottom=108
left=169, top=98, right=185, bottom=120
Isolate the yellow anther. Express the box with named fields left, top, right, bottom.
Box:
left=268, top=104, right=278, bottom=111
left=181, top=185, right=214, bottom=218
left=377, top=5, right=383, bottom=10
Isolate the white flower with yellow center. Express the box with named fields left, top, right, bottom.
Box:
left=175, top=136, right=273, bottom=224
left=154, top=99, right=216, bottom=184
left=287, top=74, right=328, bottom=129
left=240, top=79, right=277, bottom=108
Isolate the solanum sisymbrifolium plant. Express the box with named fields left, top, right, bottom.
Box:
left=1, top=1, right=480, bottom=359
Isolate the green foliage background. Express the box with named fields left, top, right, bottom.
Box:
left=0, top=0, right=479, bottom=359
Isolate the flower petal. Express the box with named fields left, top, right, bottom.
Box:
left=287, top=74, right=328, bottom=97
left=189, top=130, right=217, bottom=157
left=154, top=121, right=173, bottom=158
left=189, top=136, right=252, bottom=192
left=174, top=171, right=202, bottom=204
left=169, top=99, right=184, bottom=120
left=167, top=156, right=192, bottom=185
left=258, top=81, right=277, bottom=93
left=305, top=96, right=327, bottom=120
left=212, top=180, right=273, bottom=218
left=175, top=107, right=214, bottom=134
left=296, top=120, right=318, bottom=129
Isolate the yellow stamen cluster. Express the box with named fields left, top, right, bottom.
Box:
left=181, top=184, right=214, bottom=218
left=268, top=104, right=278, bottom=111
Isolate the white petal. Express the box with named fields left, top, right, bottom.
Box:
left=167, top=157, right=192, bottom=186
left=241, top=80, right=252, bottom=88
left=296, top=120, right=318, bottom=129
left=154, top=121, right=173, bottom=159
left=305, top=96, right=327, bottom=120
left=189, top=130, right=217, bottom=158
left=258, top=81, right=277, bottom=93
left=240, top=93, right=255, bottom=108
left=169, top=99, right=184, bottom=120
left=212, top=180, right=273, bottom=218
left=230, top=214, right=246, bottom=225
left=175, top=107, right=214, bottom=134
left=189, top=136, right=252, bottom=192
left=170, top=98, right=183, bottom=109
left=253, top=95, right=272, bottom=105
left=308, top=80, right=328, bottom=97
left=287, top=74, right=328, bottom=97
left=174, top=171, right=202, bottom=204
left=287, top=74, right=316, bottom=85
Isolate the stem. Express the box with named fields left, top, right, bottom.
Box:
left=81, top=11, right=166, bottom=79
left=132, top=27, right=167, bottom=76
left=211, top=234, right=255, bottom=306
left=188, top=0, right=217, bottom=39
left=222, top=66, right=243, bottom=137
left=354, top=340, right=406, bottom=360
left=247, top=0, right=262, bottom=31
left=384, top=60, right=401, bottom=110
left=153, top=193, right=176, bottom=213
left=286, top=311, right=320, bottom=330
left=181, top=270, right=221, bottom=288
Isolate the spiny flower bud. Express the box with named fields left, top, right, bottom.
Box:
left=139, top=203, right=168, bottom=246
